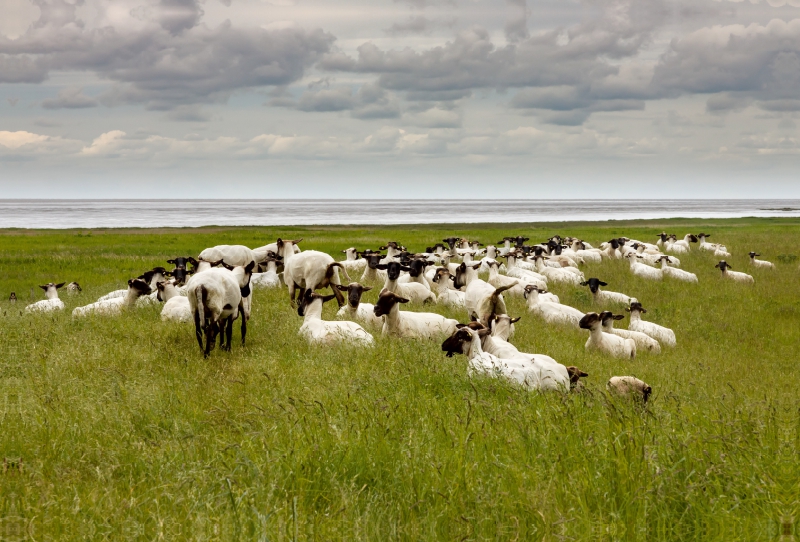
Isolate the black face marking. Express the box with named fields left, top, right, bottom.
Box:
left=364, top=254, right=384, bottom=269
left=579, top=312, right=600, bottom=330
left=128, top=278, right=152, bottom=295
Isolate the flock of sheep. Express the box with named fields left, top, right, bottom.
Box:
left=16, top=231, right=774, bottom=403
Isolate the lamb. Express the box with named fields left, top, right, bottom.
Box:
left=441, top=325, right=588, bottom=392
left=396, top=258, right=435, bottom=288
left=284, top=250, right=351, bottom=307
left=186, top=261, right=255, bottom=356
left=465, top=280, right=516, bottom=326
left=339, top=247, right=368, bottom=275
left=580, top=278, right=632, bottom=306
left=523, top=285, right=584, bottom=328
left=749, top=252, right=775, bottom=269
left=607, top=376, right=652, bottom=403
left=73, top=278, right=152, bottom=318
left=378, top=261, right=436, bottom=304
left=599, top=311, right=661, bottom=354
left=431, top=268, right=466, bottom=307
left=251, top=253, right=282, bottom=289
left=714, top=260, right=754, bottom=284
left=335, top=282, right=383, bottom=328
left=157, top=280, right=192, bottom=323
left=373, top=290, right=459, bottom=339
left=25, top=282, right=66, bottom=313
left=657, top=256, right=698, bottom=283
left=625, top=253, right=663, bottom=281
left=579, top=312, right=636, bottom=359
left=297, top=290, right=374, bottom=346
left=626, top=301, right=677, bottom=347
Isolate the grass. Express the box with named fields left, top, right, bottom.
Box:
left=1, top=217, right=799, bottom=540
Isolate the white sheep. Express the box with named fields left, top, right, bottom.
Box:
left=579, top=312, right=636, bottom=359
left=599, top=311, right=661, bottom=354
left=373, top=290, right=458, bottom=339
left=465, top=279, right=516, bottom=326
left=297, top=290, right=374, bottom=346
left=339, top=247, right=368, bottom=275
left=626, top=301, right=677, bottom=347
left=607, top=376, right=652, bottom=403
left=625, top=253, right=663, bottom=281
left=657, top=256, right=698, bottom=283
left=157, top=280, right=192, bottom=323
left=252, top=237, right=302, bottom=262
left=378, top=261, right=436, bottom=304
left=714, top=245, right=732, bottom=258
left=431, top=268, right=466, bottom=307
left=533, top=255, right=583, bottom=285
left=697, top=233, right=719, bottom=252
left=73, top=278, right=152, bottom=318
left=523, top=285, right=584, bottom=328
left=580, top=278, right=632, bottom=306
left=715, top=260, right=754, bottom=284
left=673, top=234, right=698, bottom=251
left=251, top=254, right=283, bottom=289
left=335, top=282, right=383, bottom=329
left=486, top=260, right=540, bottom=297
left=284, top=250, right=351, bottom=307
left=25, top=282, right=66, bottom=313
left=748, top=252, right=775, bottom=269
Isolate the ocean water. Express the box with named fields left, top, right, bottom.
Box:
left=0, top=199, right=799, bottom=229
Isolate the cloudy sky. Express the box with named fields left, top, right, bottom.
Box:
left=1, top=0, right=799, bottom=198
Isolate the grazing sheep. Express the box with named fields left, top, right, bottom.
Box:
left=523, top=285, right=584, bottom=328
left=715, top=260, right=754, bottom=284
left=373, top=290, right=458, bottom=339
left=73, top=279, right=152, bottom=318
left=607, top=376, right=652, bottom=403
left=297, top=290, right=374, bottom=346
left=25, top=282, right=66, bottom=313
left=599, top=311, right=661, bottom=354
left=579, top=312, right=636, bottom=359
left=157, top=280, right=192, bottom=323
left=749, top=252, right=775, bottom=269
left=626, top=302, right=677, bottom=347
left=335, top=282, right=382, bottom=328
left=657, top=256, right=698, bottom=283
left=580, top=278, right=632, bottom=306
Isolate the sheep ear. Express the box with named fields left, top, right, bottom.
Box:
left=292, top=238, right=303, bottom=244
left=128, top=279, right=134, bottom=286
left=55, top=282, right=66, bottom=289
left=166, top=259, right=176, bottom=264
left=245, top=261, right=256, bottom=273
left=599, top=281, right=608, bottom=286
left=334, top=284, right=347, bottom=291
left=398, top=297, right=410, bottom=304
left=362, top=286, right=373, bottom=292
left=376, top=264, right=388, bottom=270
left=510, top=316, right=521, bottom=324
left=477, top=328, right=491, bottom=337
left=580, top=281, right=588, bottom=286
left=456, top=323, right=467, bottom=329
left=321, top=294, right=336, bottom=303
left=613, top=314, right=624, bottom=320
left=39, top=285, right=48, bottom=290
left=188, top=257, right=198, bottom=266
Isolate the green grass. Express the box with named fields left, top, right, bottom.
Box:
left=1, top=218, right=799, bottom=540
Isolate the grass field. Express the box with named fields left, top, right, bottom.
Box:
left=1, top=217, right=799, bottom=541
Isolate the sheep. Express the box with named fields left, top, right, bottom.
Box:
left=626, top=301, right=677, bottom=347
left=335, top=282, right=383, bottom=328
left=25, top=282, right=66, bottom=313
left=252, top=238, right=302, bottom=263
left=9, top=292, right=16, bottom=304
left=580, top=278, right=632, bottom=306
left=198, top=245, right=257, bottom=268
left=396, top=258, right=436, bottom=289
left=465, top=280, right=516, bottom=326
left=533, top=254, right=583, bottom=285
left=284, top=250, right=351, bottom=307
left=665, top=235, right=689, bottom=254
left=484, top=260, right=538, bottom=297
left=339, top=247, right=368, bottom=275
left=599, top=311, right=661, bottom=354
left=378, top=241, right=405, bottom=264
left=523, top=285, right=584, bottom=327
left=441, top=325, right=588, bottom=392
left=373, top=290, right=458, bottom=339
left=96, top=267, right=169, bottom=303
left=297, top=290, right=374, bottom=346
left=73, top=278, right=152, bottom=318
left=579, top=312, right=636, bottom=359
left=487, top=313, right=520, bottom=341
left=431, top=268, right=466, bottom=307
left=186, top=262, right=255, bottom=356
left=251, top=253, right=282, bottom=289
left=66, top=282, right=82, bottom=294
left=607, top=376, right=652, bottom=403
left=673, top=233, right=698, bottom=251
left=714, top=260, right=754, bottom=284
left=567, top=239, right=603, bottom=263
left=360, top=253, right=387, bottom=283
left=452, top=262, right=482, bottom=290
left=714, top=245, right=732, bottom=258
left=697, top=233, right=719, bottom=252
left=157, top=280, right=192, bottom=323
left=657, top=256, right=698, bottom=283
left=625, top=253, right=663, bottom=281
left=656, top=232, right=669, bottom=248
left=503, top=252, right=548, bottom=286
left=749, top=252, right=775, bottom=269
left=631, top=243, right=663, bottom=266
left=378, top=261, right=436, bottom=304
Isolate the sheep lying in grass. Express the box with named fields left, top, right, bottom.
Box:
left=73, top=279, right=152, bottom=317
left=523, top=285, right=584, bottom=328
left=626, top=302, right=677, bottom=347
left=579, top=312, right=636, bottom=359
left=298, top=290, right=374, bottom=346
left=714, top=260, right=754, bottom=284
left=599, top=311, right=661, bottom=354
left=580, top=278, right=632, bottom=306
left=748, top=252, right=775, bottom=270
left=157, top=280, right=191, bottom=323
left=25, top=282, right=66, bottom=313
left=373, top=290, right=458, bottom=339
left=335, top=282, right=382, bottom=329
left=607, top=376, right=652, bottom=403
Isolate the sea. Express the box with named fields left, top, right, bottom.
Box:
left=1, top=199, right=799, bottom=229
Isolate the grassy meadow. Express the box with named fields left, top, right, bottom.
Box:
left=1, top=217, right=799, bottom=540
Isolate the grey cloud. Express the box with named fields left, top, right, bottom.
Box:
left=7, top=98, right=19, bottom=106
left=297, top=87, right=355, bottom=112
left=282, top=81, right=402, bottom=118
left=385, top=16, right=430, bottom=36
left=165, top=105, right=212, bottom=121
left=41, top=86, right=98, bottom=109
left=706, top=93, right=751, bottom=114
left=510, top=86, right=644, bottom=123
left=155, top=0, right=204, bottom=35
left=34, top=117, right=62, bottom=127
left=0, top=6, right=334, bottom=110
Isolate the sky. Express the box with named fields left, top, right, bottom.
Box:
left=1, top=0, right=800, bottom=198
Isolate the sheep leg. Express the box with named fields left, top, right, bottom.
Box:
left=203, top=322, right=217, bottom=358
left=288, top=281, right=297, bottom=307
left=240, top=302, right=247, bottom=346
left=330, top=284, right=345, bottom=308
left=224, top=317, right=234, bottom=351
left=193, top=313, right=204, bottom=353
